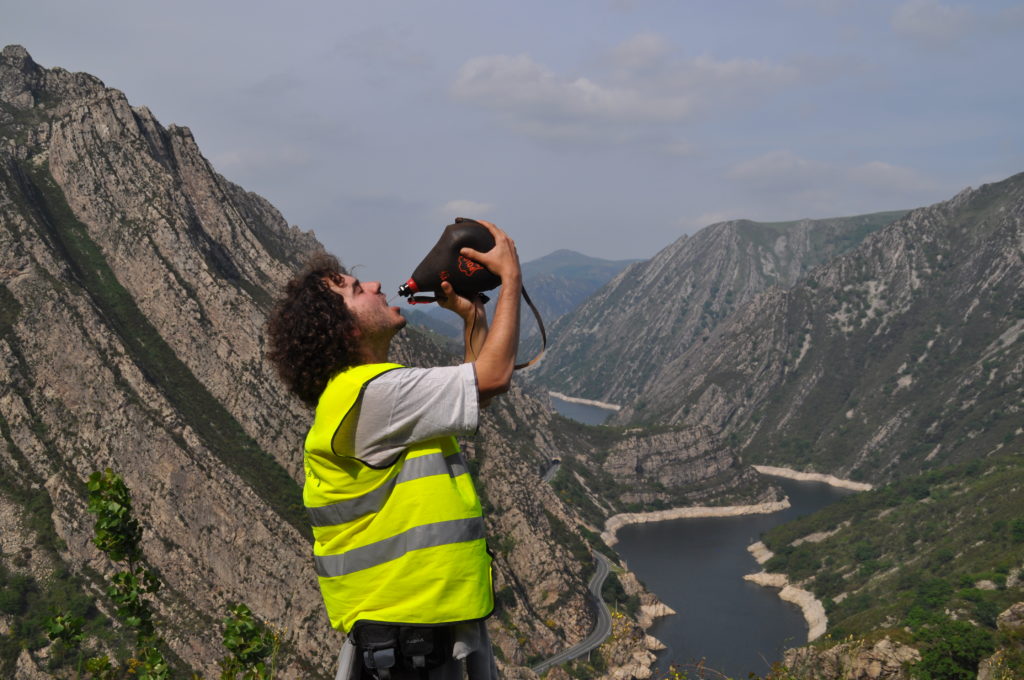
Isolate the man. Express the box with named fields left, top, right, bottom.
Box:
left=266, top=219, right=521, bottom=679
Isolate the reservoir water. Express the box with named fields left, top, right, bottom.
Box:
left=614, top=478, right=856, bottom=679
left=550, top=396, right=857, bottom=677
left=549, top=395, right=617, bottom=426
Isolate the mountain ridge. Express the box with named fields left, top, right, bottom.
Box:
left=530, top=210, right=907, bottom=405
left=617, top=173, right=1024, bottom=483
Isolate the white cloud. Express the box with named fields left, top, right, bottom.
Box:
left=452, top=53, right=692, bottom=123
left=728, top=151, right=940, bottom=215
left=891, top=0, right=974, bottom=46
left=451, top=35, right=798, bottom=143
left=441, top=200, right=494, bottom=219
left=730, top=152, right=934, bottom=193
left=848, top=161, right=935, bottom=193
left=729, top=150, right=832, bottom=185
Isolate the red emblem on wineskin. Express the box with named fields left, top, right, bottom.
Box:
left=439, top=270, right=450, bottom=281
left=458, top=255, right=484, bottom=277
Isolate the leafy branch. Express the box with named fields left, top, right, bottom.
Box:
left=46, top=469, right=279, bottom=678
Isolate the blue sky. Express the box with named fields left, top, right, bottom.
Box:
left=6, top=0, right=1023, bottom=289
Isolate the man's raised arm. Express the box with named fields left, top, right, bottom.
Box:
left=441, top=220, right=521, bottom=401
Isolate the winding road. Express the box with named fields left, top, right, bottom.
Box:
left=530, top=551, right=614, bottom=676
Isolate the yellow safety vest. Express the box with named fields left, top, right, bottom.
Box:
left=303, top=362, right=493, bottom=632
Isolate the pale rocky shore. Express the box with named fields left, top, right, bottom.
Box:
left=753, top=465, right=873, bottom=491
left=601, top=499, right=791, bottom=546
left=744, top=541, right=828, bottom=642
left=549, top=391, right=622, bottom=411
left=740, top=468, right=873, bottom=645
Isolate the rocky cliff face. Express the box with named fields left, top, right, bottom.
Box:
left=0, top=45, right=667, bottom=678
left=783, top=636, right=921, bottom=680
left=616, top=175, right=1024, bottom=483
left=1, top=44, right=330, bottom=677
left=531, top=211, right=902, bottom=405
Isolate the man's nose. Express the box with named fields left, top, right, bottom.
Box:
left=370, top=281, right=382, bottom=293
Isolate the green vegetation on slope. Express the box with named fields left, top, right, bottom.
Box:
left=735, top=210, right=908, bottom=255
left=759, top=451, right=1024, bottom=677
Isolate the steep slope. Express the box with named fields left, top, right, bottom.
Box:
left=0, top=45, right=661, bottom=678
left=1, top=44, right=329, bottom=677
left=623, top=174, right=1023, bottom=484
left=531, top=212, right=903, bottom=405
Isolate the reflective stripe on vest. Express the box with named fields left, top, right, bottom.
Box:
left=307, top=451, right=469, bottom=527
left=303, top=363, right=493, bottom=632
left=314, top=515, right=485, bottom=577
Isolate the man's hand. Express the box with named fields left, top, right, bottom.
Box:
left=457, top=219, right=522, bottom=285
left=436, top=281, right=484, bottom=322
left=455, top=218, right=521, bottom=402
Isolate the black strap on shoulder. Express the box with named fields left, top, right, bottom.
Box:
left=514, top=284, right=546, bottom=370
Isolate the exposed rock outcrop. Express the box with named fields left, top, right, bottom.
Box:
left=753, top=465, right=874, bottom=491
left=978, top=602, right=1024, bottom=680
left=783, top=636, right=921, bottom=680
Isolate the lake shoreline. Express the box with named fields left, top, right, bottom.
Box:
left=549, top=391, right=621, bottom=412
left=739, top=466, right=873, bottom=644
left=752, top=465, right=873, bottom=491
left=744, top=542, right=827, bottom=642
left=591, top=459, right=868, bottom=664
left=601, top=499, right=792, bottom=547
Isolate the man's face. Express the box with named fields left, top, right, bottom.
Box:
left=325, top=273, right=406, bottom=341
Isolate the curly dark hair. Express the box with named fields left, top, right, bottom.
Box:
left=266, top=252, right=359, bottom=407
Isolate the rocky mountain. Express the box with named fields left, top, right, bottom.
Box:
left=519, top=249, right=642, bottom=324
left=545, top=419, right=779, bottom=527
left=530, top=211, right=904, bottom=405
left=613, top=174, right=1023, bottom=484
left=0, top=45, right=714, bottom=678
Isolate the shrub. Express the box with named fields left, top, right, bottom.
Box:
left=912, top=617, right=994, bottom=680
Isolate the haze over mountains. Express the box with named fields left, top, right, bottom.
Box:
left=1, top=43, right=1021, bottom=680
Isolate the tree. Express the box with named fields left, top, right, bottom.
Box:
left=913, top=617, right=994, bottom=680
left=48, top=470, right=279, bottom=678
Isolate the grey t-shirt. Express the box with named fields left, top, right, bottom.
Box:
left=335, top=364, right=480, bottom=467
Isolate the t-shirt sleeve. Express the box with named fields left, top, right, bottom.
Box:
left=346, top=364, right=480, bottom=467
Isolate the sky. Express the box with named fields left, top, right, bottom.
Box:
left=6, top=0, right=1024, bottom=291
